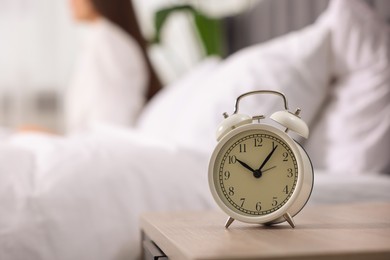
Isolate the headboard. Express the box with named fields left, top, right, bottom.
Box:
left=223, top=0, right=390, bottom=55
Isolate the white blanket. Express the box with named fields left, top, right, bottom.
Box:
left=0, top=129, right=214, bottom=259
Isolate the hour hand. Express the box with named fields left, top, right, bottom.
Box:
left=236, top=158, right=255, bottom=173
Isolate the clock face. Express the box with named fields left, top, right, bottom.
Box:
left=212, top=128, right=299, bottom=217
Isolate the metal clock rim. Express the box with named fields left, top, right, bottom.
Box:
left=208, top=123, right=305, bottom=224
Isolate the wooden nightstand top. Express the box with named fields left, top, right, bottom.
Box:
left=140, top=203, right=390, bottom=260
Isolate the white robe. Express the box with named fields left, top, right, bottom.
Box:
left=65, top=18, right=148, bottom=134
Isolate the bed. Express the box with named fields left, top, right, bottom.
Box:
left=0, top=0, right=389, bottom=259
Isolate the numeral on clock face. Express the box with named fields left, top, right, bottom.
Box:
left=240, top=198, right=245, bottom=207
left=239, top=144, right=247, bottom=153
left=228, top=156, right=236, bottom=164
left=224, top=171, right=230, bottom=180
left=214, top=129, right=298, bottom=216
left=254, top=138, right=263, bottom=147
left=283, top=152, right=289, bottom=161
left=256, top=202, right=262, bottom=211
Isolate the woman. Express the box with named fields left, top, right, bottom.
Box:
left=66, top=0, right=161, bottom=133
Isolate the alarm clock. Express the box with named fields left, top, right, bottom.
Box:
left=208, top=90, right=313, bottom=229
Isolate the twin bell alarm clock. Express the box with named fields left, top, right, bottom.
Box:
left=208, top=90, right=313, bottom=228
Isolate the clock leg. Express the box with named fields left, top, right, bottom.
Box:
left=283, top=213, right=296, bottom=228
left=225, top=217, right=235, bottom=228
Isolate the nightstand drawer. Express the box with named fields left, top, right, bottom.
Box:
left=142, top=239, right=168, bottom=260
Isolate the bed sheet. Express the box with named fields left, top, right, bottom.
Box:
left=310, top=170, right=390, bottom=205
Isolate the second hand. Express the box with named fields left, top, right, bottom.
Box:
left=262, top=166, right=276, bottom=173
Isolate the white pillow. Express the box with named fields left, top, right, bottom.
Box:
left=304, top=0, right=390, bottom=174
left=137, top=56, right=221, bottom=141
left=138, top=19, right=332, bottom=153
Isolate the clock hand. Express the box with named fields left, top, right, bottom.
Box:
left=253, top=165, right=277, bottom=179
left=236, top=158, right=255, bottom=173
left=261, top=166, right=276, bottom=173
left=258, top=145, right=278, bottom=172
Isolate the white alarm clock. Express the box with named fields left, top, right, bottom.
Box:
left=208, top=90, right=313, bottom=228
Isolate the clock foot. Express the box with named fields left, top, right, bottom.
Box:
left=283, top=213, right=296, bottom=228
left=225, top=217, right=235, bottom=228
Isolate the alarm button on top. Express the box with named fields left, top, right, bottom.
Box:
left=270, top=110, right=309, bottom=138
left=216, top=113, right=252, bottom=141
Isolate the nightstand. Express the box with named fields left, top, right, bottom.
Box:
left=140, top=203, right=390, bottom=260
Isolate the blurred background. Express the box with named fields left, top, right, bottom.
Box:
left=0, top=0, right=388, bottom=133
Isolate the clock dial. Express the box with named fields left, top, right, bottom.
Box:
left=213, top=129, right=298, bottom=216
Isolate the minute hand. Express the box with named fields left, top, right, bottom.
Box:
left=258, top=145, right=278, bottom=171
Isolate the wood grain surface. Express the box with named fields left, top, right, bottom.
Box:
left=140, top=203, right=390, bottom=260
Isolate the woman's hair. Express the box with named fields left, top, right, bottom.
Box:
left=90, top=0, right=162, bottom=100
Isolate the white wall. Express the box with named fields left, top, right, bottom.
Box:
left=0, top=0, right=80, bottom=129
left=0, top=0, right=80, bottom=90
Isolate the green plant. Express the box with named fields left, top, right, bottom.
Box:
left=151, top=5, right=224, bottom=57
